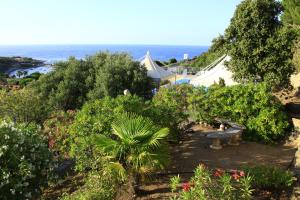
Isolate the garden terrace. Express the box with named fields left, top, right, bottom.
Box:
left=136, top=124, right=297, bottom=200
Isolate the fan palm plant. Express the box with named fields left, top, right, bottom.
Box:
left=92, top=112, right=170, bottom=192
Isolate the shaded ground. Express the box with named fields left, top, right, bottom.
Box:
left=136, top=125, right=297, bottom=200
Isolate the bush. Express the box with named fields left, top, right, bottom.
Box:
left=43, top=110, right=76, bottom=156
left=146, top=84, right=193, bottom=140
left=188, top=83, right=290, bottom=143
left=60, top=169, right=121, bottom=200
left=243, top=166, right=296, bottom=189
left=170, top=165, right=253, bottom=200
left=68, top=95, right=145, bottom=171
left=0, top=121, right=52, bottom=200
left=0, top=89, right=50, bottom=124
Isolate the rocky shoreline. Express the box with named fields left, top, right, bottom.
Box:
left=0, top=56, right=46, bottom=73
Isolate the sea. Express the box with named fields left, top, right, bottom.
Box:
left=0, top=44, right=209, bottom=76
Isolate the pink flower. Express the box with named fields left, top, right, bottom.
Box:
left=232, top=173, right=240, bottom=180
left=182, top=182, right=191, bottom=192
left=239, top=171, right=245, bottom=177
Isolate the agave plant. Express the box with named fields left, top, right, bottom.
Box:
left=92, top=112, right=170, bottom=187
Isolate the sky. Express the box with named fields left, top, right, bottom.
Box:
left=0, top=0, right=242, bottom=46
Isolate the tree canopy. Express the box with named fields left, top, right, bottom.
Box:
left=282, top=0, right=300, bottom=26
left=224, top=0, right=298, bottom=89
left=31, top=52, right=153, bottom=110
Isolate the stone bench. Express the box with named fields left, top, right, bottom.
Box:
left=206, top=127, right=243, bottom=150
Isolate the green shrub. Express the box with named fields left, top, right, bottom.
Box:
left=170, top=165, right=253, bottom=200
left=243, top=166, right=296, bottom=189
left=68, top=95, right=145, bottom=171
left=146, top=84, right=193, bottom=140
left=188, top=83, right=290, bottom=143
left=0, top=89, right=50, bottom=124
left=0, top=121, right=52, bottom=200
left=60, top=171, right=119, bottom=200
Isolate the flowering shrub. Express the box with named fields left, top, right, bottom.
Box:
left=170, top=164, right=253, bottom=200
left=0, top=121, right=52, bottom=200
left=43, top=110, right=76, bottom=156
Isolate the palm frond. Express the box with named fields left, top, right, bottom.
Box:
left=92, top=134, right=118, bottom=155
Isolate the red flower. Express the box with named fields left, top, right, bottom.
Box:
left=182, top=182, right=191, bottom=192
left=231, top=172, right=240, bottom=180
left=214, top=168, right=224, bottom=177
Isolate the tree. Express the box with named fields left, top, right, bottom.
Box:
left=0, top=89, right=50, bottom=124
left=31, top=52, right=153, bottom=110
left=169, top=58, right=178, bottom=64
left=16, top=70, right=23, bottom=78
left=92, top=113, right=170, bottom=192
left=86, top=53, right=153, bottom=100
left=282, top=0, right=300, bottom=26
left=225, top=0, right=298, bottom=90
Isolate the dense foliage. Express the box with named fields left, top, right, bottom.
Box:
left=31, top=52, right=153, bottom=110
left=243, top=166, right=295, bottom=189
left=68, top=95, right=145, bottom=171
left=282, top=0, right=300, bottom=26
left=146, top=84, right=192, bottom=140
left=170, top=164, right=253, bottom=200
left=188, top=84, right=290, bottom=143
left=43, top=110, right=76, bottom=155
left=93, top=113, right=170, bottom=177
left=224, top=0, right=298, bottom=89
left=0, top=89, right=49, bottom=124
left=0, top=121, right=52, bottom=200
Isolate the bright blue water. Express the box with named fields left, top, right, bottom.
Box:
left=0, top=44, right=208, bottom=63
left=0, top=44, right=209, bottom=76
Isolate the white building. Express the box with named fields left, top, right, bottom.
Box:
left=190, top=55, right=238, bottom=87
left=140, top=51, right=173, bottom=81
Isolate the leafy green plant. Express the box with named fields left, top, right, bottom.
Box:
left=68, top=95, right=145, bottom=170
left=60, top=161, right=124, bottom=200
left=170, top=165, right=253, bottom=200
left=93, top=113, right=170, bottom=194
left=0, top=89, right=50, bottom=124
left=188, top=83, right=290, bottom=143
left=94, top=113, right=169, bottom=173
left=0, top=121, right=53, bottom=200
left=243, top=166, right=296, bottom=189
left=147, top=84, right=193, bottom=141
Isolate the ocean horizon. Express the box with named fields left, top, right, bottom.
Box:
left=0, top=44, right=209, bottom=63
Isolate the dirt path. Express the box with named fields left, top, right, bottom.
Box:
left=136, top=125, right=297, bottom=200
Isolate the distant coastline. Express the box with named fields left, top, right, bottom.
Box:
left=0, top=56, right=47, bottom=73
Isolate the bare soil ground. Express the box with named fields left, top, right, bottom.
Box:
left=136, top=125, right=297, bottom=200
